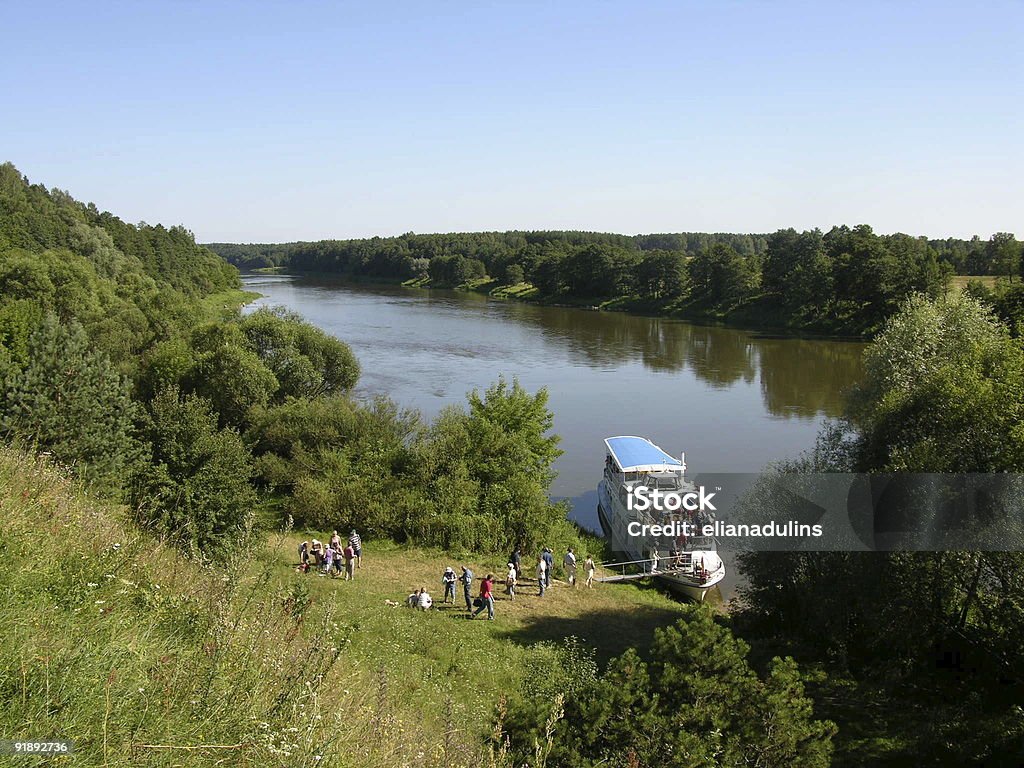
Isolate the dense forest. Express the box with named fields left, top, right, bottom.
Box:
left=208, top=228, right=1022, bottom=335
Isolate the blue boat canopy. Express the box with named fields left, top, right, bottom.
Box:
left=604, top=436, right=682, bottom=473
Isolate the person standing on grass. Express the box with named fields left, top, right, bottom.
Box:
left=510, top=547, right=522, bottom=580
left=537, top=556, right=547, bottom=596
left=585, top=555, right=596, bottom=588
left=460, top=566, right=474, bottom=611
left=563, top=548, right=577, bottom=587
left=322, top=543, right=335, bottom=575
left=542, top=547, right=554, bottom=587
left=298, top=540, right=309, bottom=566
left=472, top=573, right=495, bottom=620
left=343, top=543, right=356, bottom=580
left=348, top=530, right=363, bottom=568
left=441, top=567, right=457, bottom=604
left=505, top=562, right=517, bottom=600
left=330, top=529, right=342, bottom=553
left=311, top=539, right=324, bottom=568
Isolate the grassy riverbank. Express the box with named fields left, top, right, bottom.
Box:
left=401, top=275, right=868, bottom=338
left=0, top=446, right=689, bottom=767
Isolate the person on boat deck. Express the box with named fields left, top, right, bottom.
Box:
left=417, top=587, right=433, bottom=610
left=542, top=547, right=554, bottom=587
left=650, top=549, right=659, bottom=573
left=584, top=555, right=596, bottom=588
left=505, top=562, right=517, bottom=600
left=563, top=548, right=577, bottom=587
left=459, top=566, right=474, bottom=611
left=472, top=573, right=495, bottom=620
left=441, top=567, right=457, bottom=604
left=536, top=557, right=547, bottom=596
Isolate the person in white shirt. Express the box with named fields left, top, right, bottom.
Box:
left=417, top=587, right=433, bottom=610
left=441, top=567, right=457, bottom=604
left=563, top=548, right=578, bottom=587
left=505, top=562, right=517, bottom=601
left=536, top=557, right=547, bottom=596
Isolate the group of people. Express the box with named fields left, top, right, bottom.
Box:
left=297, top=529, right=363, bottom=580
left=294, top=530, right=598, bottom=624
left=407, top=546, right=598, bottom=622
left=532, top=546, right=597, bottom=595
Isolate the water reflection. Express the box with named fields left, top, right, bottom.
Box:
left=252, top=274, right=864, bottom=421
left=495, top=295, right=861, bottom=416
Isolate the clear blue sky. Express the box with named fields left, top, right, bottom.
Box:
left=3, top=1, right=1021, bottom=242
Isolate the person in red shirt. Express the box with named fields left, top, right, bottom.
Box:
left=472, top=573, right=495, bottom=620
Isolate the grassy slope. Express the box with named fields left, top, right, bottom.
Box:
left=194, top=288, right=263, bottom=321
left=0, top=447, right=689, bottom=767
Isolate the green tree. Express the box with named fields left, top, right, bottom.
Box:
left=688, top=243, right=756, bottom=307
left=505, top=607, right=835, bottom=767
left=987, top=232, right=1022, bottom=281
left=763, top=229, right=833, bottom=315
left=847, top=292, right=1024, bottom=472
left=0, top=316, right=137, bottom=492
left=132, top=387, right=256, bottom=556
left=465, top=376, right=562, bottom=484
left=637, top=249, right=688, bottom=300
left=185, top=323, right=279, bottom=427
left=503, top=262, right=525, bottom=284
left=240, top=307, right=359, bottom=398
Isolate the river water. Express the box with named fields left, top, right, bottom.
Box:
left=243, top=273, right=865, bottom=592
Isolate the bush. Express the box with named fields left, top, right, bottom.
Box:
left=131, top=387, right=257, bottom=557
left=503, top=607, right=835, bottom=768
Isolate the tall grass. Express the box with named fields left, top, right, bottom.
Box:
left=0, top=447, right=517, bottom=767
left=0, top=447, right=692, bottom=766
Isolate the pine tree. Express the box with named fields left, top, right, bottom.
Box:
left=0, top=315, right=137, bottom=492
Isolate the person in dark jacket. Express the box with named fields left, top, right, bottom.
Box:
left=510, top=547, right=522, bottom=580
left=459, top=565, right=474, bottom=611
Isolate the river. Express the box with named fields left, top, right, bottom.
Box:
left=242, top=273, right=865, bottom=594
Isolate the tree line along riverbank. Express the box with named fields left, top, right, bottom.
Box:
left=209, top=229, right=1024, bottom=338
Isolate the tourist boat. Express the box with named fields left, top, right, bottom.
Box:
left=597, top=435, right=726, bottom=601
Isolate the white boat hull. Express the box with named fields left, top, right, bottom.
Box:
left=598, top=478, right=725, bottom=602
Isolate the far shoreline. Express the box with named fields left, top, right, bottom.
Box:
left=239, top=269, right=871, bottom=343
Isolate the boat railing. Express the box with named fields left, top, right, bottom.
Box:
left=598, top=555, right=712, bottom=579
